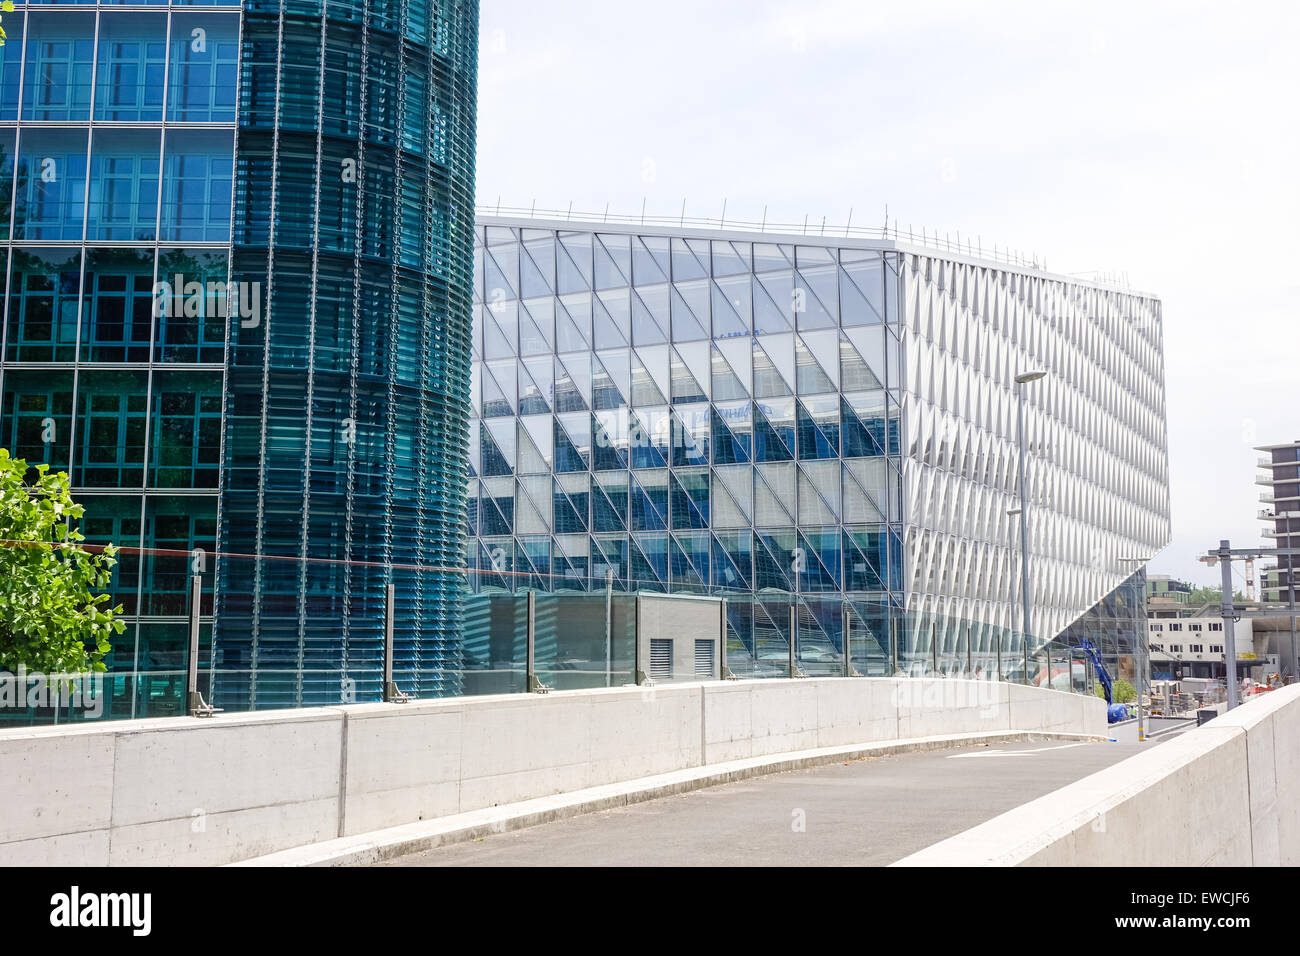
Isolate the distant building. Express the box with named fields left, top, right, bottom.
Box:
left=1255, top=439, right=1299, bottom=677
left=1257, top=440, right=1299, bottom=606
left=1146, top=575, right=1195, bottom=618
left=1146, top=605, right=1277, bottom=681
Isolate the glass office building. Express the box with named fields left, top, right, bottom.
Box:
left=0, top=0, right=479, bottom=717
left=467, top=217, right=1171, bottom=681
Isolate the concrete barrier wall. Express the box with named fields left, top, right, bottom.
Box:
left=0, top=677, right=1104, bottom=866
left=894, top=682, right=1300, bottom=867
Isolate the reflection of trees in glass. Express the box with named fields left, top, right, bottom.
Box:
left=7, top=247, right=84, bottom=280
left=76, top=371, right=149, bottom=484
left=83, top=247, right=156, bottom=361
left=85, top=247, right=154, bottom=273
left=5, top=249, right=83, bottom=364
left=0, top=2, right=14, bottom=48
left=3, top=370, right=74, bottom=479
left=156, top=248, right=229, bottom=360
left=152, top=375, right=221, bottom=489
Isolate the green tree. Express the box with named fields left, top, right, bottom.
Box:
left=1095, top=678, right=1137, bottom=704
left=1185, top=585, right=1246, bottom=607
left=0, top=1, right=15, bottom=46
left=0, top=449, right=124, bottom=675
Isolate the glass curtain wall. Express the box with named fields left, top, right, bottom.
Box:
left=212, top=0, right=479, bottom=710
left=0, top=2, right=238, bottom=721
left=467, top=223, right=907, bottom=679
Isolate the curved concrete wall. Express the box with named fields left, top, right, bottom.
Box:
left=895, top=682, right=1300, bottom=866
left=0, top=677, right=1104, bottom=866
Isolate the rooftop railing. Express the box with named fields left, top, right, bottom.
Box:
left=475, top=202, right=1143, bottom=293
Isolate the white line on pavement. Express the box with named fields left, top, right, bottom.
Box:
left=945, top=743, right=1090, bottom=759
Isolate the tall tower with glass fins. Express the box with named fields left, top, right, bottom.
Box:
left=0, top=0, right=478, bottom=718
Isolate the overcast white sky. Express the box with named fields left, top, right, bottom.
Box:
left=475, top=0, right=1300, bottom=591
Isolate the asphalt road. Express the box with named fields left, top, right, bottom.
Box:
left=384, top=718, right=1193, bottom=867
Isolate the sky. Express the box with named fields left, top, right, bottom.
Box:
left=474, top=0, right=1300, bottom=591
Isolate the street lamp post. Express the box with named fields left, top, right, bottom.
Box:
left=1014, top=369, right=1047, bottom=688
left=1007, top=505, right=1023, bottom=682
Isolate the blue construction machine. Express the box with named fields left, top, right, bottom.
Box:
left=1078, top=639, right=1132, bottom=724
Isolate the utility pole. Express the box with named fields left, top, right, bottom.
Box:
left=1219, top=540, right=1240, bottom=711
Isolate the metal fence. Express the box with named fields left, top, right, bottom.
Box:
left=0, top=544, right=1096, bottom=727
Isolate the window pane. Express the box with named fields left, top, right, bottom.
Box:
left=14, top=127, right=88, bottom=240
left=87, top=128, right=161, bottom=241
left=95, top=12, right=167, bottom=121
left=5, top=247, right=82, bottom=362
left=73, top=369, right=150, bottom=487
left=168, top=12, right=239, bottom=121
left=1, top=368, right=75, bottom=476
left=153, top=247, right=229, bottom=364
left=23, top=13, right=95, bottom=121
left=81, top=247, right=156, bottom=362
left=160, top=129, right=233, bottom=241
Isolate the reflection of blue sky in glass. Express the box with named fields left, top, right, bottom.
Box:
left=470, top=221, right=911, bottom=677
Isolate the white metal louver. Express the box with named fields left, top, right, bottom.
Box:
left=650, top=639, right=673, bottom=679
left=694, top=639, right=715, bottom=677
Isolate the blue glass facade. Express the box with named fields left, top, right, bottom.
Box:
left=467, top=219, right=1171, bottom=683
left=468, top=223, right=909, bottom=677
left=0, top=0, right=479, bottom=717
left=0, top=2, right=239, bottom=719
left=213, top=0, right=479, bottom=710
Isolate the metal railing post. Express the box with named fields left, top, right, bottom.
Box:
left=185, top=574, right=216, bottom=717
left=843, top=601, right=852, bottom=678
left=633, top=592, right=649, bottom=685
left=788, top=601, right=805, bottom=679
left=382, top=581, right=410, bottom=703
left=891, top=614, right=899, bottom=676
left=842, top=599, right=861, bottom=677
left=720, top=597, right=736, bottom=679
left=789, top=603, right=796, bottom=678
left=526, top=590, right=548, bottom=692
left=605, top=568, right=614, bottom=687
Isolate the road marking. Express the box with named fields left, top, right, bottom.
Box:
left=946, top=743, right=1089, bottom=759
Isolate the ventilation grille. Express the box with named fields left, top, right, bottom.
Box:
left=650, top=639, right=672, bottom=679
left=694, top=639, right=715, bottom=677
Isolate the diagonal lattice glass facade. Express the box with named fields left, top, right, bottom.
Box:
left=467, top=218, right=1171, bottom=682
left=0, top=0, right=479, bottom=719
